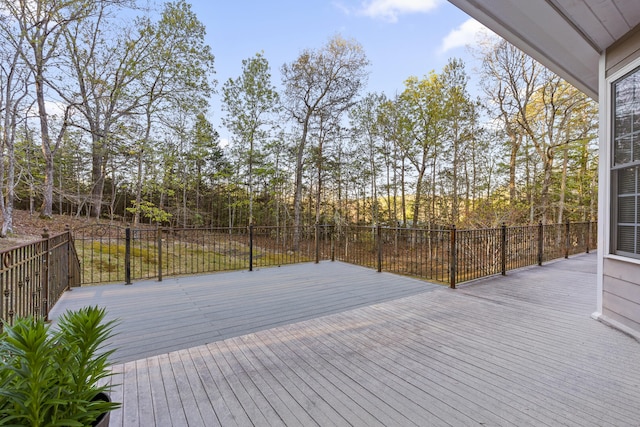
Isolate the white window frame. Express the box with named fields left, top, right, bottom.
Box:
left=608, top=58, right=640, bottom=260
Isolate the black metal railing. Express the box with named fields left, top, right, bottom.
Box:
left=72, top=221, right=597, bottom=288
left=0, top=220, right=596, bottom=325
left=0, top=228, right=81, bottom=330
left=453, top=221, right=595, bottom=287
left=332, top=221, right=596, bottom=288
left=332, top=226, right=452, bottom=283
left=73, top=224, right=332, bottom=285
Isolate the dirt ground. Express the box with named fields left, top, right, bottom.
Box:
left=0, top=210, right=104, bottom=251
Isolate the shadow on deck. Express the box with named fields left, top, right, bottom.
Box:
left=50, top=252, right=640, bottom=426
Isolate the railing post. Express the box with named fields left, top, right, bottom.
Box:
left=586, top=220, right=591, bottom=254
left=376, top=224, right=382, bottom=273
left=501, top=222, right=507, bottom=276
left=450, top=225, right=457, bottom=289
left=330, top=226, right=335, bottom=262
left=315, top=222, right=320, bottom=264
left=65, top=225, right=72, bottom=291
left=125, top=227, right=132, bottom=285
left=42, top=228, right=50, bottom=321
left=537, top=221, right=544, bottom=266
left=157, top=227, right=163, bottom=282
left=248, top=224, right=254, bottom=272
left=565, top=220, right=570, bottom=259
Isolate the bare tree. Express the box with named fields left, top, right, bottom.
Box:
left=59, top=2, right=142, bottom=218
left=310, top=109, right=342, bottom=224
left=522, top=76, right=596, bottom=223
left=281, top=35, right=369, bottom=246
left=478, top=37, right=597, bottom=223
left=478, top=38, right=539, bottom=208
left=0, top=25, right=30, bottom=235
left=0, top=0, right=130, bottom=218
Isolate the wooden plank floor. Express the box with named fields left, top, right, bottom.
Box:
left=49, top=261, right=438, bottom=363
left=51, top=254, right=640, bottom=426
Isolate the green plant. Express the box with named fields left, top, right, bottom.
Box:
left=126, top=200, right=172, bottom=224
left=0, top=307, right=120, bottom=426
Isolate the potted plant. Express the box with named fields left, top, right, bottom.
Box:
left=0, top=306, right=120, bottom=426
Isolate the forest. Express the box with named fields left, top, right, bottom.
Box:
left=0, top=0, right=599, bottom=237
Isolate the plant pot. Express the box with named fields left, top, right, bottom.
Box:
left=92, top=392, right=111, bottom=427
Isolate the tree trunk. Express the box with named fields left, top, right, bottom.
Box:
left=183, top=167, right=187, bottom=228
left=393, top=146, right=398, bottom=226
left=0, top=82, right=19, bottom=236
left=368, top=136, right=378, bottom=224
left=412, top=167, right=426, bottom=228
left=133, top=149, right=143, bottom=226
left=464, top=157, right=470, bottom=220
left=109, top=163, right=117, bottom=222
left=293, top=115, right=311, bottom=249
left=34, top=63, right=55, bottom=219
left=540, top=152, right=554, bottom=223
left=386, top=160, right=391, bottom=223
left=0, top=128, right=15, bottom=237
left=526, top=146, right=534, bottom=223
left=90, top=133, right=109, bottom=218
left=315, top=138, right=323, bottom=224
left=452, top=137, right=459, bottom=224
left=508, top=132, right=521, bottom=206
left=557, top=145, right=569, bottom=223
left=40, top=151, right=54, bottom=218
left=400, top=158, right=407, bottom=227
left=430, top=157, right=437, bottom=225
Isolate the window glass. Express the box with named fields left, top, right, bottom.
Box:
left=613, top=69, right=640, bottom=257
left=615, top=136, right=632, bottom=164
left=618, top=225, right=635, bottom=253
left=619, top=166, right=637, bottom=194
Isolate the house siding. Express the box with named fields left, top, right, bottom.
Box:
left=602, top=26, right=640, bottom=339
left=603, top=258, right=640, bottom=335
left=606, top=24, right=640, bottom=78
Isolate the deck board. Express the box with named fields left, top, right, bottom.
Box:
left=192, top=345, right=250, bottom=427
left=247, top=332, right=371, bottom=426
left=50, top=261, right=434, bottom=363
left=146, top=356, right=172, bottom=426
left=51, top=253, right=640, bottom=426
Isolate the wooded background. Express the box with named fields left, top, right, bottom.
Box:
left=0, top=1, right=598, bottom=237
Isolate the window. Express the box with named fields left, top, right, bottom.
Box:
left=612, top=67, right=640, bottom=257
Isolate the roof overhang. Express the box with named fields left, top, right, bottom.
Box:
left=448, top=0, right=640, bottom=101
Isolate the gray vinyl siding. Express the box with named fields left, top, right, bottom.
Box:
left=603, top=257, right=640, bottom=333
left=606, top=24, right=640, bottom=78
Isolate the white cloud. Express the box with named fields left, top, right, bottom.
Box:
left=358, top=0, right=441, bottom=23
left=333, top=1, right=352, bottom=15
left=440, top=18, right=491, bottom=53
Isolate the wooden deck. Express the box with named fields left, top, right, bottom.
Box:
left=49, top=262, right=436, bottom=363
left=50, top=253, right=640, bottom=426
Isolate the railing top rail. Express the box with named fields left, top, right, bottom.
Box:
left=0, top=238, right=44, bottom=257
left=456, top=227, right=502, bottom=233
left=164, top=226, right=248, bottom=232
left=342, top=225, right=450, bottom=231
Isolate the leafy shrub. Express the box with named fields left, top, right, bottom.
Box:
left=0, top=307, right=119, bottom=426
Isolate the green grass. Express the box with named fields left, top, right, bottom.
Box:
left=76, top=237, right=314, bottom=285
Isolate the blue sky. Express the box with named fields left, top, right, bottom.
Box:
left=185, top=0, right=491, bottom=139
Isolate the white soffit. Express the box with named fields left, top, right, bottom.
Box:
left=447, top=0, right=640, bottom=100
